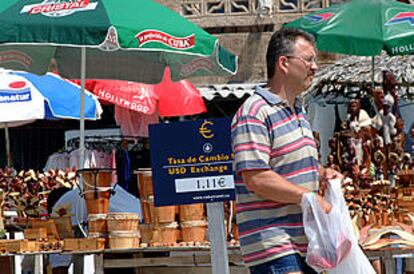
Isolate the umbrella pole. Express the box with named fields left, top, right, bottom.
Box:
left=371, top=56, right=375, bottom=87
left=4, top=123, right=11, bottom=167
left=79, top=47, right=86, bottom=169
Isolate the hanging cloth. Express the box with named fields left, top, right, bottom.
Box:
left=116, top=148, right=132, bottom=193
left=114, top=106, right=159, bottom=137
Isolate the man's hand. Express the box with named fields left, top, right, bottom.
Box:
left=318, top=166, right=343, bottom=196
left=316, top=193, right=332, bottom=214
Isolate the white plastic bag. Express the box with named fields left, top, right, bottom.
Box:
left=327, top=243, right=376, bottom=274
left=301, top=180, right=352, bottom=272
left=326, top=179, right=376, bottom=274
left=301, top=178, right=375, bottom=273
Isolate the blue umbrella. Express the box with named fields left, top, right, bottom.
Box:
left=0, top=69, right=102, bottom=166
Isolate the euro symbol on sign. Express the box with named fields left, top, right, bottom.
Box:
left=199, top=120, right=214, bottom=139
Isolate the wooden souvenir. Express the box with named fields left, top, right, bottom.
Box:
left=24, top=228, right=47, bottom=241
left=63, top=238, right=105, bottom=251
left=29, top=218, right=60, bottom=240
left=4, top=240, right=37, bottom=253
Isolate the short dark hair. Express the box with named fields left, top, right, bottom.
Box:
left=266, top=28, right=315, bottom=80
left=47, top=187, right=71, bottom=215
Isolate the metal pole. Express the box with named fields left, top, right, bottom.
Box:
left=80, top=47, right=86, bottom=169
left=207, top=202, right=230, bottom=274
left=4, top=123, right=12, bottom=167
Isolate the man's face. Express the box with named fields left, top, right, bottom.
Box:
left=286, top=37, right=318, bottom=93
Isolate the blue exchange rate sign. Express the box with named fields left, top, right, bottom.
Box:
left=149, top=118, right=235, bottom=206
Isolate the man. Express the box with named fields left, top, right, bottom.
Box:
left=231, top=28, right=336, bottom=274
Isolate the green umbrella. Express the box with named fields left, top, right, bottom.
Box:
left=284, top=0, right=414, bottom=57
left=0, top=0, right=238, bottom=170
left=0, top=0, right=237, bottom=83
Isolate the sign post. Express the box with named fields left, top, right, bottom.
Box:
left=207, top=202, right=230, bottom=274
left=149, top=118, right=235, bottom=274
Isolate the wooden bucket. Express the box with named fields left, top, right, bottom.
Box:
left=108, top=231, right=140, bottom=249
left=180, top=220, right=207, bottom=242
left=84, top=194, right=111, bottom=215
left=141, top=199, right=155, bottom=224
left=87, top=214, right=107, bottom=234
left=88, top=232, right=107, bottom=239
left=29, top=218, right=60, bottom=240
left=179, top=203, right=205, bottom=222
left=107, top=213, right=139, bottom=231
left=136, top=168, right=154, bottom=199
left=79, top=169, right=113, bottom=215
left=148, top=196, right=176, bottom=223
left=152, top=222, right=178, bottom=245
left=139, top=224, right=153, bottom=244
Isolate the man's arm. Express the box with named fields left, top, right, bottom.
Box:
left=241, top=169, right=332, bottom=212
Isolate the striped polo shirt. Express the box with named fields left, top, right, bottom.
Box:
left=231, top=86, right=319, bottom=267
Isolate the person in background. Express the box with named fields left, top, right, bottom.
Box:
left=48, top=184, right=142, bottom=274
left=231, top=28, right=340, bottom=274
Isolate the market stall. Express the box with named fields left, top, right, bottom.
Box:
left=0, top=167, right=240, bottom=274
left=306, top=55, right=414, bottom=272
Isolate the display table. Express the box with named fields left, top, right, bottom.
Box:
left=0, top=246, right=245, bottom=274
left=366, top=248, right=414, bottom=274
left=2, top=245, right=414, bottom=274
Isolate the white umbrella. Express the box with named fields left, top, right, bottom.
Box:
left=0, top=69, right=102, bottom=166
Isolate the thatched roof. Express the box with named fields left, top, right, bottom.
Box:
left=308, top=52, right=414, bottom=100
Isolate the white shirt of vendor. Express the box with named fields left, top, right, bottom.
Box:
left=52, top=184, right=142, bottom=225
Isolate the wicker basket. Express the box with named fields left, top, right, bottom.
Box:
left=87, top=214, right=107, bottom=234
left=136, top=168, right=154, bottom=199
left=152, top=222, right=178, bottom=244
left=148, top=196, right=176, bottom=223
left=179, top=204, right=205, bottom=222
left=139, top=224, right=154, bottom=244
left=108, top=231, right=140, bottom=249
left=180, top=220, right=207, bottom=242
left=107, top=213, right=139, bottom=231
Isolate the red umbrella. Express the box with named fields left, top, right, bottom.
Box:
left=72, top=67, right=206, bottom=117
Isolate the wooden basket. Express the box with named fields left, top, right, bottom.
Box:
left=141, top=199, right=155, bottom=224
left=80, top=169, right=113, bottom=215
left=80, top=169, right=113, bottom=191
left=87, top=214, right=107, bottom=234
left=179, top=203, right=205, bottom=221
left=152, top=222, right=178, bottom=245
left=139, top=224, right=153, bottom=244
left=148, top=196, right=176, bottom=223
left=136, top=168, right=154, bottom=199
left=84, top=194, right=111, bottom=215
left=108, top=231, right=140, bottom=249
left=88, top=232, right=107, bottom=239
left=107, top=213, right=139, bottom=231
left=180, top=220, right=207, bottom=242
